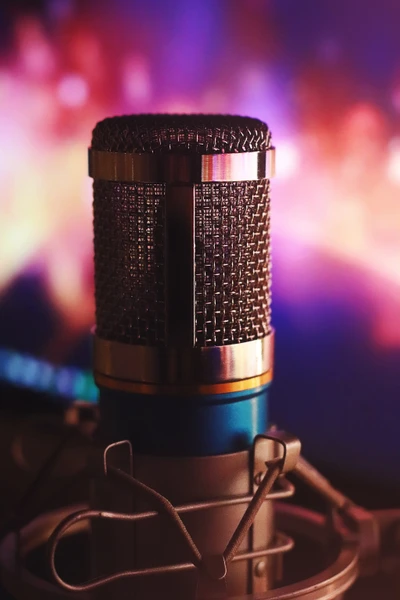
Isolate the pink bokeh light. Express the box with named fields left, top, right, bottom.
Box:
left=0, top=4, right=399, bottom=362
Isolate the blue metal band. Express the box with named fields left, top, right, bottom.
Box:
left=98, top=384, right=270, bottom=456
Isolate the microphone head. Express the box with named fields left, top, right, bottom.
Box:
left=91, top=113, right=271, bottom=154
left=90, top=114, right=273, bottom=349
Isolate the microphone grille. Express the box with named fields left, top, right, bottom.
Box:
left=91, top=114, right=271, bottom=154
left=92, top=115, right=272, bottom=348
left=93, top=180, right=166, bottom=346
left=195, top=180, right=271, bottom=346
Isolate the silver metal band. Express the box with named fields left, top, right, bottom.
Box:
left=88, top=148, right=275, bottom=183
left=93, top=333, right=274, bottom=386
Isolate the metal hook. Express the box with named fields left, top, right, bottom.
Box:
left=103, top=440, right=133, bottom=476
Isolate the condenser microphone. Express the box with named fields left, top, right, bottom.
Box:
left=88, top=114, right=278, bottom=597
left=89, top=114, right=275, bottom=457
left=1, top=114, right=397, bottom=600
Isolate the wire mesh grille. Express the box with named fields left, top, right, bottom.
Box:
left=92, top=114, right=272, bottom=348
left=93, top=179, right=271, bottom=347
left=195, top=180, right=271, bottom=346
left=91, top=114, right=271, bottom=154
left=93, top=180, right=166, bottom=345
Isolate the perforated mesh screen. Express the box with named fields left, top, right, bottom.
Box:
left=91, top=114, right=271, bottom=154
left=93, top=180, right=166, bottom=345
left=92, top=114, right=272, bottom=347
left=195, top=180, right=271, bottom=346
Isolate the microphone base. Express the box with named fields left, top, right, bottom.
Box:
left=0, top=502, right=373, bottom=600
left=89, top=441, right=278, bottom=597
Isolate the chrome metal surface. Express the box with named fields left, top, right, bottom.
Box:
left=70, top=478, right=294, bottom=526
left=47, top=505, right=293, bottom=593
left=94, top=370, right=272, bottom=395
left=103, top=440, right=133, bottom=476
left=93, top=332, right=274, bottom=385
left=88, top=149, right=275, bottom=183
left=262, top=431, right=302, bottom=474
left=293, top=457, right=381, bottom=578
left=103, top=477, right=288, bottom=519
left=223, top=459, right=282, bottom=566
left=5, top=434, right=392, bottom=600
left=341, top=505, right=380, bottom=577
left=271, top=504, right=359, bottom=600
left=165, top=184, right=195, bottom=346
left=201, top=150, right=275, bottom=182
left=93, top=447, right=285, bottom=597
left=47, top=454, right=292, bottom=595
left=197, top=554, right=228, bottom=599
left=0, top=503, right=364, bottom=600
left=252, top=434, right=278, bottom=593
left=92, top=447, right=266, bottom=597
left=48, top=435, right=299, bottom=596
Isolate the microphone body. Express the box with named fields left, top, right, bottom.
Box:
left=89, top=114, right=276, bottom=596
left=0, top=116, right=395, bottom=600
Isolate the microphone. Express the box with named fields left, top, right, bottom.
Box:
left=88, top=114, right=278, bottom=597
left=1, top=114, right=399, bottom=600
left=90, top=114, right=275, bottom=456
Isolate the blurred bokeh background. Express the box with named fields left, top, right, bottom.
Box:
left=0, top=0, right=399, bottom=484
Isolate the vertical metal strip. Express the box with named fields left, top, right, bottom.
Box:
left=251, top=436, right=276, bottom=593
left=165, top=184, right=195, bottom=347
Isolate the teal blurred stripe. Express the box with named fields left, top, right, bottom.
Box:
left=0, top=347, right=98, bottom=403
